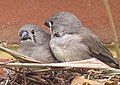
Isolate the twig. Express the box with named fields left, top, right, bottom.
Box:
left=0, top=58, right=111, bottom=69
left=26, top=67, right=70, bottom=75
left=10, top=73, right=19, bottom=84
left=8, top=68, right=48, bottom=84
left=103, top=0, right=120, bottom=63
left=0, top=59, right=20, bottom=65
left=23, top=70, right=27, bottom=85
left=1, top=58, right=120, bottom=75
left=7, top=67, right=23, bottom=74
left=10, top=81, right=20, bottom=85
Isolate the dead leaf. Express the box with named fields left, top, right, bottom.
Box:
left=104, top=80, right=118, bottom=85
left=0, top=68, right=6, bottom=77
left=71, top=75, right=101, bottom=85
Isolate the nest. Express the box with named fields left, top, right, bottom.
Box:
left=0, top=68, right=75, bottom=85
left=0, top=46, right=120, bottom=85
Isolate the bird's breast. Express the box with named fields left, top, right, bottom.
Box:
left=50, top=34, right=84, bottom=61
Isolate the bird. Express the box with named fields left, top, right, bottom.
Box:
left=18, top=24, right=58, bottom=63
left=44, top=12, right=119, bottom=68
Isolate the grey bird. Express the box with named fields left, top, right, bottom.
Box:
left=18, top=24, right=58, bottom=63
left=44, top=12, right=119, bottom=68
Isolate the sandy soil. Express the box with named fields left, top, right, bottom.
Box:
left=0, top=0, right=119, bottom=44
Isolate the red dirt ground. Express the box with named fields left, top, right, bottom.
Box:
left=0, top=0, right=120, bottom=44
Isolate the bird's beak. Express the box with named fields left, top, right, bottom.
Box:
left=44, top=20, right=53, bottom=29
left=44, top=21, right=49, bottom=27
left=19, top=30, right=31, bottom=40
left=44, top=20, right=53, bottom=35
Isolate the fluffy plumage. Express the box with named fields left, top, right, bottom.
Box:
left=44, top=12, right=119, bottom=68
left=18, top=24, right=58, bottom=63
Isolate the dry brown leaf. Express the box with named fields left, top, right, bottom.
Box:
left=71, top=75, right=101, bottom=85
left=0, top=68, right=6, bottom=77
left=104, top=80, right=118, bottom=85
left=97, top=79, right=118, bottom=85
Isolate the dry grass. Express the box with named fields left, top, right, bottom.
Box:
left=0, top=51, right=14, bottom=60
left=0, top=45, right=18, bottom=61
left=105, top=44, right=118, bottom=58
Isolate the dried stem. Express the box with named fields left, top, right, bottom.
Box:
left=103, top=0, right=120, bottom=63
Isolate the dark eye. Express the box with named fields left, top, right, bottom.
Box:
left=31, top=30, right=34, bottom=34
left=50, top=21, right=53, bottom=25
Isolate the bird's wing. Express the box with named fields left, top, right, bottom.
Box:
left=81, top=33, right=112, bottom=57
left=81, top=33, right=119, bottom=68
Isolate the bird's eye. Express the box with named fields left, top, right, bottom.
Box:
left=50, top=21, right=53, bottom=25
left=31, top=30, right=34, bottom=34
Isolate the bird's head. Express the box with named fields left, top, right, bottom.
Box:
left=19, top=24, right=50, bottom=45
left=44, top=12, right=83, bottom=38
